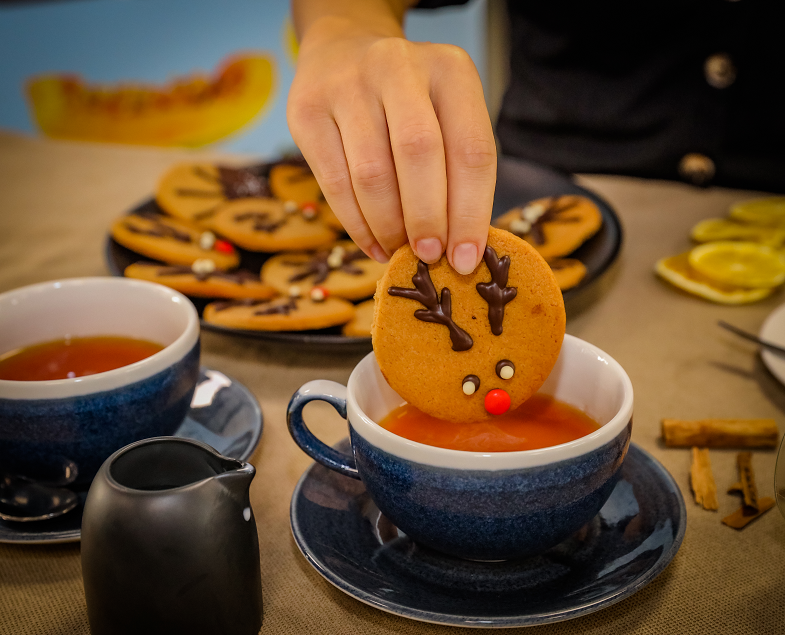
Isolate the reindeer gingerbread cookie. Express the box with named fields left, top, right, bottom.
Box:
left=373, top=227, right=565, bottom=423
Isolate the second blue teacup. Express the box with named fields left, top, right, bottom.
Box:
left=288, top=335, right=633, bottom=561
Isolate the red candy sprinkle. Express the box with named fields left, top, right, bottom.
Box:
left=214, top=240, right=235, bottom=254
left=484, top=389, right=511, bottom=416
left=301, top=201, right=318, bottom=211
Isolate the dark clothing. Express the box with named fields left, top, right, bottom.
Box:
left=418, top=0, right=785, bottom=192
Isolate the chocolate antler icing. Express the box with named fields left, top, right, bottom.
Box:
left=388, top=261, right=473, bottom=352
left=476, top=246, right=517, bottom=336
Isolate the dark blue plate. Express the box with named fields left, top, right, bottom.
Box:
left=105, top=156, right=622, bottom=346
left=0, top=367, right=262, bottom=545
left=290, top=442, right=685, bottom=628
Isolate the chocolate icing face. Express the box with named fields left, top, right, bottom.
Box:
left=476, top=246, right=517, bottom=336
left=388, top=260, right=473, bottom=352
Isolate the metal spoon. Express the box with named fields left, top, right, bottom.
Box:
left=718, top=320, right=785, bottom=357
left=0, top=467, right=79, bottom=523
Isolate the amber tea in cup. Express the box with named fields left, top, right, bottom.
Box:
left=0, top=336, right=164, bottom=381
left=379, top=394, right=600, bottom=452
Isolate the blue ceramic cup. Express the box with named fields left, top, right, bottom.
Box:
left=0, top=277, right=200, bottom=485
left=288, top=335, right=633, bottom=561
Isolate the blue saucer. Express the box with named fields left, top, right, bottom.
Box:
left=0, top=367, right=262, bottom=545
left=290, top=442, right=685, bottom=628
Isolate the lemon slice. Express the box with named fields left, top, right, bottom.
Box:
left=655, top=253, right=772, bottom=304
left=688, top=241, right=785, bottom=288
left=690, top=218, right=785, bottom=247
left=729, top=197, right=785, bottom=226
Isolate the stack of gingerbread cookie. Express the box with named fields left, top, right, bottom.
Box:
left=110, top=158, right=383, bottom=337
left=493, top=195, right=603, bottom=290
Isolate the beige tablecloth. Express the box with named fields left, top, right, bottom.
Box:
left=1, top=131, right=784, bottom=634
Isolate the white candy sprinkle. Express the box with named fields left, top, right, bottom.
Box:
left=284, top=200, right=299, bottom=213
left=462, top=381, right=476, bottom=396
left=191, top=258, right=216, bottom=275
left=521, top=203, right=547, bottom=223
left=199, top=231, right=216, bottom=250
left=326, top=252, right=343, bottom=269
left=500, top=365, right=514, bottom=380
left=509, top=219, right=532, bottom=235
left=288, top=285, right=302, bottom=298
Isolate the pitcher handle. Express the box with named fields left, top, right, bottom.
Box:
left=287, top=380, right=360, bottom=480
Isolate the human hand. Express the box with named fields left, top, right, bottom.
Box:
left=287, top=9, right=496, bottom=274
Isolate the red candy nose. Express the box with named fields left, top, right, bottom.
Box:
left=484, top=389, right=510, bottom=415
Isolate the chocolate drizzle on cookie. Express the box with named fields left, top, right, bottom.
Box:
left=476, top=246, right=517, bottom=336
left=217, top=166, right=271, bottom=199
left=253, top=297, right=298, bottom=316
left=175, top=165, right=271, bottom=202
left=388, top=261, right=473, bottom=352
left=211, top=298, right=272, bottom=312
left=285, top=248, right=368, bottom=284
left=154, top=265, right=259, bottom=284
left=512, top=197, right=582, bottom=244
left=124, top=217, right=192, bottom=243
left=234, top=211, right=287, bottom=233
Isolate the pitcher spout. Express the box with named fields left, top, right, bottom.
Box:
left=216, top=460, right=256, bottom=503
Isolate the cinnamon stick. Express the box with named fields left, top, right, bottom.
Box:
left=722, top=498, right=775, bottom=530
left=662, top=418, right=778, bottom=448
left=727, top=452, right=759, bottom=513
left=722, top=451, right=775, bottom=530
left=689, top=447, right=719, bottom=510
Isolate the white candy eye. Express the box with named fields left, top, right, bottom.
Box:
left=496, top=360, right=515, bottom=380
left=199, top=231, right=216, bottom=250
left=284, top=200, right=299, bottom=214
left=288, top=285, right=302, bottom=298
left=191, top=258, right=216, bottom=275
left=462, top=375, right=480, bottom=395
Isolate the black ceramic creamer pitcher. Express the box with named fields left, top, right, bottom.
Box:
left=81, top=437, right=263, bottom=635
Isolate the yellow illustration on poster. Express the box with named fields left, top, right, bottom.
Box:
left=26, top=53, right=276, bottom=148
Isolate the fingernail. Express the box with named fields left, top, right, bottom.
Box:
left=452, top=243, right=479, bottom=275
left=370, top=243, right=390, bottom=263
left=415, top=238, right=443, bottom=263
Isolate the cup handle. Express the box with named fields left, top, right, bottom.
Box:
left=287, top=380, right=360, bottom=480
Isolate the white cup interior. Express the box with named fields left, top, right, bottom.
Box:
left=348, top=334, right=634, bottom=469
left=0, top=278, right=199, bottom=399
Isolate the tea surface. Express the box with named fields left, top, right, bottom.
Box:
left=379, top=394, right=600, bottom=452
left=0, top=336, right=164, bottom=381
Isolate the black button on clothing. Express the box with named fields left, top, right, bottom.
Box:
left=704, top=53, right=736, bottom=89
left=679, top=153, right=716, bottom=186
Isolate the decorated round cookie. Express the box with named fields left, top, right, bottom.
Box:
left=268, top=162, right=320, bottom=204
left=124, top=262, right=277, bottom=299
left=202, top=295, right=355, bottom=331
left=549, top=258, right=587, bottom=291
left=342, top=299, right=375, bottom=337
left=373, top=227, right=566, bottom=423
left=261, top=241, right=387, bottom=301
left=156, top=162, right=271, bottom=226
left=209, top=198, right=336, bottom=252
left=111, top=212, right=239, bottom=270
left=494, top=195, right=602, bottom=260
